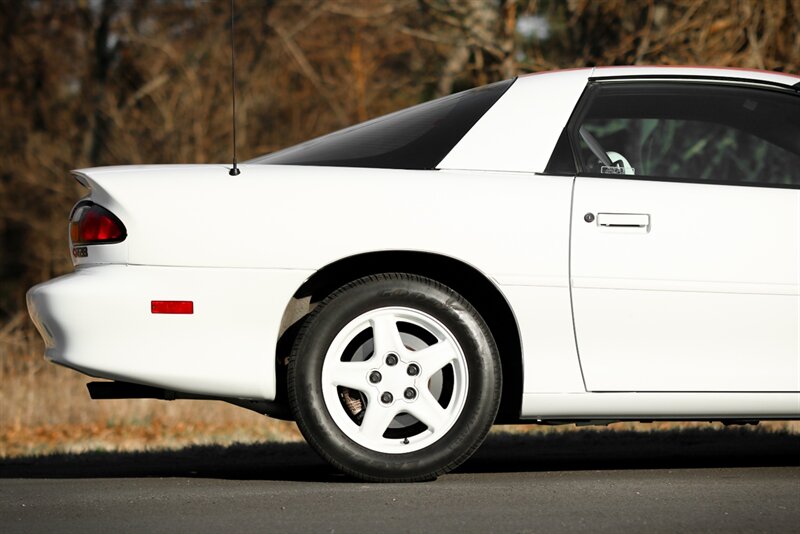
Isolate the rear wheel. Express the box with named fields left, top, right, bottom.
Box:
left=288, top=273, right=501, bottom=482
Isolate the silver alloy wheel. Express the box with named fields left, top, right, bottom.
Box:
left=321, top=306, right=469, bottom=454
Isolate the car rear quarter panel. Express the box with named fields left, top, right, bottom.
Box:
left=72, top=164, right=581, bottom=398
left=85, top=165, right=571, bottom=282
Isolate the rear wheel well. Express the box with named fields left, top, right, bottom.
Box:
left=276, top=251, right=523, bottom=423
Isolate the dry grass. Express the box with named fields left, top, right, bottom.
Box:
left=494, top=420, right=800, bottom=436
left=2, top=311, right=798, bottom=459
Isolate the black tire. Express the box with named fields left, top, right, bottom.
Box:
left=288, top=273, right=502, bottom=482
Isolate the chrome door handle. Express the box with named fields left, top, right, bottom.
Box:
left=596, top=213, right=651, bottom=232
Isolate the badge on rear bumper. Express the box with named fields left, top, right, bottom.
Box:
left=72, top=246, right=88, bottom=258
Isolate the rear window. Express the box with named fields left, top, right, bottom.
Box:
left=248, top=79, right=514, bottom=170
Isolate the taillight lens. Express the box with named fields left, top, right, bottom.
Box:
left=69, top=203, right=126, bottom=245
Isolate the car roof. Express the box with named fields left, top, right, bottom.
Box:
left=440, top=66, right=798, bottom=175
left=522, top=66, right=799, bottom=89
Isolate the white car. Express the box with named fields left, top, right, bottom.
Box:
left=27, top=66, right=800, bottom=481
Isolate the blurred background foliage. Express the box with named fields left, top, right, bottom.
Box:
left=0, top=0, right=798, bottom=453
left=1, top=0, right=799, bottom=316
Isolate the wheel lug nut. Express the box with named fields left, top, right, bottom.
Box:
left=381, top=392, right=393, bottom=404
left=385, top=353, right=398, bottom=366
left=369, top=371, right=382, bottom=384
left=407, top=363, right=419, bottom=376
left=404, top=387, right=417, bottom=400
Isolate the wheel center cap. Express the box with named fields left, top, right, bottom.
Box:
left=370, top=353, right=420, bottom=403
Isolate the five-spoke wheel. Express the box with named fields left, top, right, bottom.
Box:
left=289, top=273, right=501, bottom=482
left=321, top=306, right=469, bottom=453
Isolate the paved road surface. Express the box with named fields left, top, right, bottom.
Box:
left=1, top=429, right=798, bottom=533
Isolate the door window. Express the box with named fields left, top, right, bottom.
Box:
left=571, top=82, right=800, bottom=187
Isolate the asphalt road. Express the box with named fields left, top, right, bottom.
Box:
left=1, top=429, right=798, bottom=533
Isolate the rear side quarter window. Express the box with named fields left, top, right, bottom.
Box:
left=249, top=79, right=515, bottom=171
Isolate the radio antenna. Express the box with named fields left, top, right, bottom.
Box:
left=228, top=0, right=241, bottom=176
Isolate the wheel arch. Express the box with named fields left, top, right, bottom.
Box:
left=276, top=250, right=524, bottom=423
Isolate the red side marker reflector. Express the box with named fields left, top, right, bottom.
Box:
left=151, top=301, right=194, bottom=314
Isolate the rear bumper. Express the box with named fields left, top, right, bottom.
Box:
left=27, top=264, right=312, bottom=400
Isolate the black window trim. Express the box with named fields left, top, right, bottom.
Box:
left=561, top=78, right=800, bottom=190
left=588, top=74, right=799, bottom=94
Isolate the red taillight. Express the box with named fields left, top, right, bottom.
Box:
left=70, top=203, right=126, bottom=245
left=151, top=301, right=194, bottom=314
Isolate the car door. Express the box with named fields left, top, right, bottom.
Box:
left=568, top=80, right=800, bottom=392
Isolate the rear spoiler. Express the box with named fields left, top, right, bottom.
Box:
left=71, top=170, right=92, bottom=189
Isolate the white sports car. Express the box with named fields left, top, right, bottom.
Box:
left=27, top=66, right=800, bottom=481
